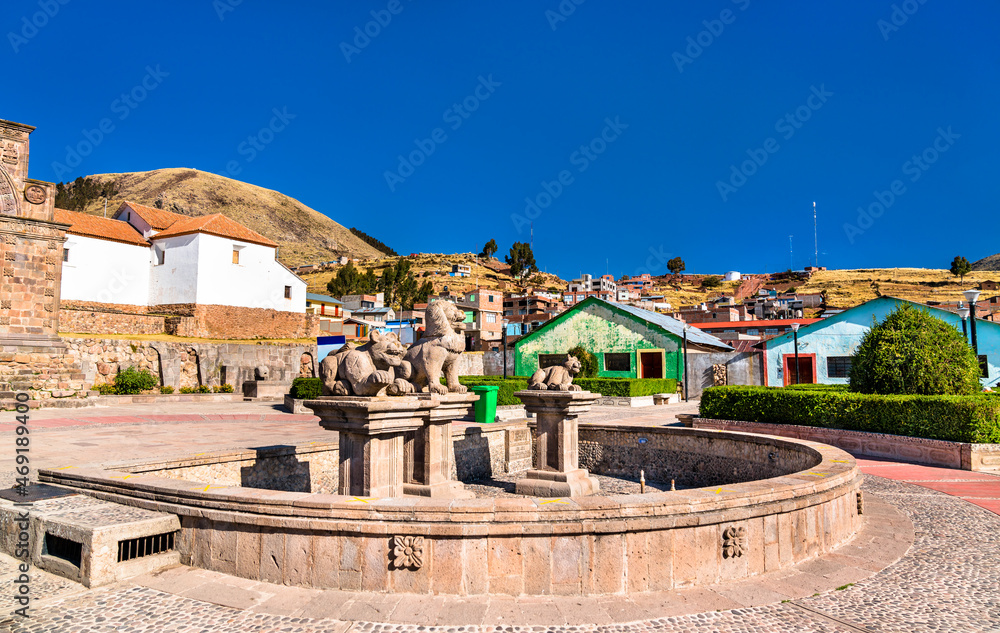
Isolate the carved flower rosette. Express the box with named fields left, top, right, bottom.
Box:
left=391, top=535, right=424, bottom=569
left=722, top=525, right=747, bottom=559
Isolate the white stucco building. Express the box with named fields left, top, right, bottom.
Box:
left=56, top=202, right=306, bottom=313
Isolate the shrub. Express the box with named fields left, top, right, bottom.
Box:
left=567, top=345, right=598, bottom=378
left=700, top=385, right=1000, bottom=443
left=218, top=383, right=234, bottom=393
left=290, top=377, right=323, bottom=399
left=574, top=378, right=678, bottom=397
left=93, top=383, right=116, bottom=395
left=159, top=386, right=175, bottom=394
left=784, top=384, right=848, bottom=391
left=196, top=385, right=211, bottom=394
left=113, top=366, right=159, bottom=395
left=849, top=304, right=981, bottom=395
left=702, top=275, right=721, bottom=288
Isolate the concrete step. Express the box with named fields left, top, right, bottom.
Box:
left=0, top=493, right=181, bottom=588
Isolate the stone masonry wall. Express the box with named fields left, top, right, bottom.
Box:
left=63, top=336, right=317, bottom=390
left=161, top=304, right=319, bottom=340
left=60, top=308, right=166, bottom=336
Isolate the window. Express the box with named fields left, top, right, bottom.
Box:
left=485, top=313, right=497, bottom=324
left=827, top=356, right=851, bottom=378
left=765, top=328, right=778, bottom=335
left=488, top=295, right=494, bottom=302
left=232, top=248, right=240, bottom=264
left=62, top=248, right=69, bottom=262
left=747, top=329, right=759, bottom=335
left=979, top=355, right=989, bottom=378
left=604, top=353, right=631, bottom=372
left=156, top=247, right=165, bottom=266
left=538, top=354, right=568, bottom=369
left=284, top=286, right=292, bottom=299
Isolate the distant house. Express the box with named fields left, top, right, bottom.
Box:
left=306, top=293, right=344, bottom=334
left=514, top=297, right=731, bottom=380
left=758, top=296, right=1000, bottom=387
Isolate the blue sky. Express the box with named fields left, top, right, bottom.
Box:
left=5, top=0, right=999, bottom=280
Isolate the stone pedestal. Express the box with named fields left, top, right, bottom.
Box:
left=514, top=390, right=601, bottom=497
left=242, top=380, right=285, bottom=399
left=306, top=393, right=477, bottom=499
left=306, top=396, right=436, bottom=498
left=403, top=393, right=476, bottom=499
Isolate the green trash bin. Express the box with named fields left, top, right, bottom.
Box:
left=469, top=385, right=499, bottom=423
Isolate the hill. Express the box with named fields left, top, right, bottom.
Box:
left=300, top=253, right=568, bottom=297
left=54, top=168, right=386, bottom=265
left=972, top=253, right=1000, bottom=271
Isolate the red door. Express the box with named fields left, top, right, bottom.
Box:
left=783, top=355, right=815, bottom=385
left=639, top=351, right=663, bottom=379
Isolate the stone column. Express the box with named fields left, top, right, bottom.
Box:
left=403, top=393, right=476, bottom=499
left=306, top=396, right=436, bottom=497
left=514, top=390, right=601, bottom=497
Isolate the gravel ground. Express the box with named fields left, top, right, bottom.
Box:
left=8, top=475, right=1000, bottom=632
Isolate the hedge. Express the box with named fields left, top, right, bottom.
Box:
left=290, top=377, right=323, bottom=399
left=784, top=384, right=849, bottom=392
left=700, top=386, right=1000, bottom=443
left=457, top=376, right=530, bottom=406
left=573, top=377, right=678, bottom=397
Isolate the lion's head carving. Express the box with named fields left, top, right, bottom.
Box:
left=564, top=357, right=582, bottom=377
left=365, top=330, right=406, bottom=368
left=425, top=300, right=466, bottom=337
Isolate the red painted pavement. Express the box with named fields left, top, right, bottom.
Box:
left=857, top=457, right=1000, bottom=516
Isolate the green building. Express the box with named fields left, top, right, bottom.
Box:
left=514, top=298, right=732, bottom=379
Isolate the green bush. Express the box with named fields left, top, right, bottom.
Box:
left=179, top=386, right=195, bottom=394
left=159, top=385, right=175, bottom=394
left=218, top=383, right=234, bottom=393
left=196, top=385, right=211, bottom=394
left=700, top=385, right=1000, bottom=443
left=850, top=304, right=981, bottom=395
left=93, top=383, right=116, bottom=395
left=567, top=345, right=598, bottom=378
left=784, top=384, right=849, bottom=391
left=574, top=377, right=678, bottom=397
left=290, top=377, right=323, bottom=399
left=113, top=366, right=159, bottom=395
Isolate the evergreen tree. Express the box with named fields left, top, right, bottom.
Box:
left=950, top=256, right=972, bottom=281
left=505, top=242, right=539, bottom=284
left=480, top=239, right=498, bottom=259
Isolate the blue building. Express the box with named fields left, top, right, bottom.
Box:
left=759, top=296, right=1000, bottom=388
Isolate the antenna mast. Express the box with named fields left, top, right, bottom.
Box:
left=788, top=235, right=793, bottom=271
left=813, top=201, right=818, bottom=268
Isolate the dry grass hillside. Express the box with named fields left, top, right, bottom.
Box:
left=60, top=168, right=385, bottom=265
left=301, top=253, right=567, bottom=297
left=646, top=268, right=1000, bottom=310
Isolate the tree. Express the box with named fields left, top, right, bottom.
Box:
left=326, top=262, right=377, bottom=297
left=950, top=256, right=972, bottom=281
left=480, top=239, right=498, bottom=259
left=849, top=304, right=982, bottom=395
left=702, top=275, right=721, bottom=289
left=505, top=242, right=538, bottom=284
left=568, top=345, right=598, bottom=378
left=667, top=257, right=685, bottom=276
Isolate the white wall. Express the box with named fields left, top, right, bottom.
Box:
left=61, top=235, right=150, bottom=306
left=148, top=233, right=200, bottom=305
left=193, top=234, right=305, bottom=313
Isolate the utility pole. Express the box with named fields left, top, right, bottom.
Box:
left=788, top=235, right=793, bottom=271
left=813, top=201, right=818, bottom=268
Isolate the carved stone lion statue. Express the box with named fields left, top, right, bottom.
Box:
left=529, top=356, right=582, bottom=391
left=254, top=366, right=269, bottom=381
left=319, top=330, right=415, bottom=397
left=402, top=300, right=468, bottom=395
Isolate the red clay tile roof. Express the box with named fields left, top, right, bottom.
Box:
left=54, top=208, right=150, bottom=246
left=115, top=201, right=188, bottom=230
left=149, top=213, right=278, bottom=248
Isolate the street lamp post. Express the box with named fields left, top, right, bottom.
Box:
left=683, top=324, right=690, bottom=402
left=501, top=318, right=509, bottom=378
left=958, top=302, right=970, bottom=342
left=964, top=289, right=981, bottom=356
left=791, top=322, right=801, bottom=385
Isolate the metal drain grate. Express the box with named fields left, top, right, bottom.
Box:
left=44, top=533, right=82, bottom=568
left=117, top=531, right=176, bottom=563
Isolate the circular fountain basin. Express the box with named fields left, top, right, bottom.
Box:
left=41, top=427, right=862, bottom=596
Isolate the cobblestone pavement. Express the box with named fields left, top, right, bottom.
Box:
left=6, top=475, right=1000, bottom=632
